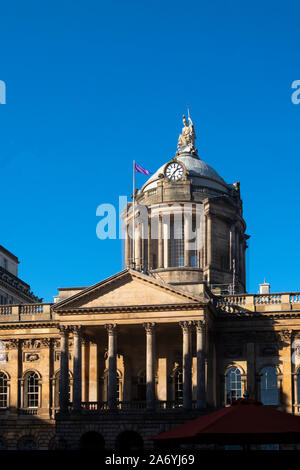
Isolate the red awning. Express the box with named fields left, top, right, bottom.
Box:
left=152, top=399, right=300, bottom=442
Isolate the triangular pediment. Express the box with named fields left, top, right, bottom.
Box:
left=53, top=269, right=207, bottom=311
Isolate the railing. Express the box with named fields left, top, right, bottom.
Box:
left=254, top=294, right=281, bottom=304
left=80, top=400, right=196, bottom=412
left=0, top=303, right=52, bottom=317
left=291, top=294, right=300, bottom=304
left=18, top=408, right=38, bottom=415
left=19, top=304, right=48, bottom=314
left=0, top=306, right=12, bottom=315
left=217, top=292, right=300, bottom=313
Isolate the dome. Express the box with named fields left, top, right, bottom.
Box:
left=142, top=153, right=229, bottom=194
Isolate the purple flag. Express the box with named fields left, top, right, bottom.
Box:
left=135, top=163, right=151, bottom=176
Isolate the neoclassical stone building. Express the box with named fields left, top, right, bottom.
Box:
left=0, top=115, right=299, bottom=450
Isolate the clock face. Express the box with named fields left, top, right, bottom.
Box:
left=165, top=162, right=184, bottom=181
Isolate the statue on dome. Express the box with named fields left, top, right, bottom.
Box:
left=177, top=108, right=198, bottom=155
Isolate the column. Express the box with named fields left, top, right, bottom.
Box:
left=207, top=214, right=212, bottom=267
left=246, top=341, right=256, bottom=399
left=144, top=323, right=156, bottom=409
left=125, top=224, right=130, bottom=268
left=59, top=326, right=69, bottom=413
left=158, top=215, right=163, bottom=268
left=88, top=341, right=98, bottom=401
left=195, top=320, right=206, bottom=408
left=135, top=224, right=141, bottom=270
left=105, top=324, right=117, bottom=409
left=180, top=321, right=192, bottom=409
left=72, top=326, right=82, bottom=411
left=147, top=214, right=151, bottom=270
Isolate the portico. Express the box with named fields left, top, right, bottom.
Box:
left=54, top=269, right=209, bottom=413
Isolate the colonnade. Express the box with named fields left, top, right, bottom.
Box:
left=58, top=321, right=206, bottom=412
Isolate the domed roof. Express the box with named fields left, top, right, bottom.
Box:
left=142, top=153, right=229, bottom=194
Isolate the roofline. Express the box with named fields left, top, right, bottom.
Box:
left=53, top=268, right=209, bottom=310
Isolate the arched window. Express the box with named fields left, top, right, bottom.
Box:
left=225, top=367, right=242, bottom=404
left=54, top=371, right=72, bottom=407
left=174, top=368, right=183, bottom=404
left=260, top=366, right=278, bottom=405
left=0, top=372, right=8, bottom=408
left=24, top=371, right=40, bottom=408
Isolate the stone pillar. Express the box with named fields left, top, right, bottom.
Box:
left=147, top=215, right=151, bottom=270
left=246, top=341, right=256, bottom=399
left=206, top=214, right=212, bottom=283
left=195, top=320, right=206, bottom=408
left=144, top=323, right=156, bottom=409
left=125, top=224, right=130, bottom=268
left=105, top=324, right=118, bottom=409
left=158, top=215, right=163, bottom=268
left=72, top=326, right=82, bottom=411
left=59, top=327, right=69, bottom=413
left=180, top=321, right=192, bottom=409
left=135, top=224, right=141, bottom=270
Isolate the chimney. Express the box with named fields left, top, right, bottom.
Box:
left=259, top=279, right=270, bottom=294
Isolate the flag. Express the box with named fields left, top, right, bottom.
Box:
left=135, top=163, right=151, bottom=176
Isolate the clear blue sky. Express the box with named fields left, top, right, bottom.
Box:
left=1, top=0, right=300, bottom=301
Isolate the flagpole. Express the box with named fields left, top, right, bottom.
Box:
left=132, top=160, right=136, bottom=269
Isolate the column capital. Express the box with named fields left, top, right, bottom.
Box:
left=143, top=322, right=156, bottom=334
left=179, top=321, right=193, bottom=333
left=194, top=320, right=206, bottom=331
left=105, top=324, right=117, bottom=335
left=69, top=325, right=82, bottom=335
left=58, top=325, right=71, bottom=334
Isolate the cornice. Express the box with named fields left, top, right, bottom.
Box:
left=54, top=302, right=206, bottom=315
left=0, top=322, right=58, bottom=330
left=216, top=310, right=300, bottom=321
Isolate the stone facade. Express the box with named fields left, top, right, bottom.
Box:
left=0, top=120, right=299, bottom=450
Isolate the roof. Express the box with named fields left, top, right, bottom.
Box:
left=152, top=399, right=300, bottom=443
left=0, top=245, right=19, bottom=263
left=142, top=153, right=229, bottom=194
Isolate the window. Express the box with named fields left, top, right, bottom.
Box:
left=24, top=371, right=39, bottom=408
left=225, top=367, right=242, bottom=404
left=0, top=372, right=8, bottom=408
left=260, top=366, right=278, bottom=405
left=169, top=216, right=184, bottom=267
left=174, top=368, right=183, bottom=404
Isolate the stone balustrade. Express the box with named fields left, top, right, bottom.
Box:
left=79, top=400, right=196, bottom=412
left=217, top=292, right=300, bottom=313
left=0, top=303, right=52, bottom=319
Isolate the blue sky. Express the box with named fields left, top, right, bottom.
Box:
left=0, top=0, right=300, bottom=301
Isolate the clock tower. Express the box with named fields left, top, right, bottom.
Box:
left=123, top=113, right=248, bottom=295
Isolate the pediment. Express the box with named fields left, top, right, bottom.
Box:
left=53, top=269, right=206, bottom=311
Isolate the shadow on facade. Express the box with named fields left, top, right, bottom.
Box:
left=115, top=430, right=144, bottom=453
left=79, top=431, right=105, bottom=451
